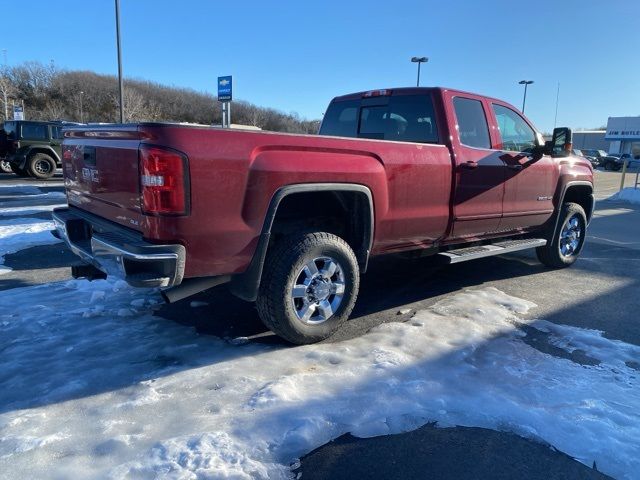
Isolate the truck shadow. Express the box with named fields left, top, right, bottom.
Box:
left=156, top=238, right=640, bottom=346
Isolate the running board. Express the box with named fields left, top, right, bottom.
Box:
left=437, top=238, right=547, bottom=264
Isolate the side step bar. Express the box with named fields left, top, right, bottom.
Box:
left=437, top=238, right=547, bottom=264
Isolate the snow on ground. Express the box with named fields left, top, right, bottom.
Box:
left=0, top=204, right=66, bottom=216
left=608, top=187, right=640, bottom=204
left=1, top=278, right=639, bottom=479
left=0, top=217, right=61, bottom=275
left=0, top=183, right=638, bottom=479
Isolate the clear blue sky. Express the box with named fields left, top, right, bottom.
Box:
left=2, top=0, right=639, bottom=132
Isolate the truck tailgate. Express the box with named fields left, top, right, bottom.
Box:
left=63, top=127, right=145, bottom=231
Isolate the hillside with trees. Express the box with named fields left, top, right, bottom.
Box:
left=0, top=61, right=320, bottom=133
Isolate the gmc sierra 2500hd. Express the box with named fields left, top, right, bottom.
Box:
left=53, top=87, right=594, bottom=344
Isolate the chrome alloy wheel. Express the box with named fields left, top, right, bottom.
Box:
left=559, top=214, right=583, bottom=257
left=291, top=256, right=346, bottom=324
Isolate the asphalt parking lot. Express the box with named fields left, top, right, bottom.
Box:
left=1, top=168, right=638, bottom=478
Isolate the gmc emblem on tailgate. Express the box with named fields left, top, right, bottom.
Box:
left=82, top=167, right=100, bottom=183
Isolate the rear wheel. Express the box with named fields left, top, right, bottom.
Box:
left=28, top=153, right=56, bottom=179
left=604, top=161, right=613, bottom=171
left=256, top=232, right=360, bottom=344
left=0, top=160, right=12, bottom=173
left=536, top=202, right=587, bottom=268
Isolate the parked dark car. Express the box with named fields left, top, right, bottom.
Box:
left=573, top=149, right=597, bottom=166
left=4, top=120, right=80, bottom=179
left=598, top=153, right=626, bottom=171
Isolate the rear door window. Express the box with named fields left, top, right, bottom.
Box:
left=452, top=97, right=491, bottom=149
left=320, top=94, right=439, bottom=144
left=21, top=124, right=48, bottom=140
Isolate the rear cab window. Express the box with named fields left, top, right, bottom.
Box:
left=320, top=93, right=439, bottom=144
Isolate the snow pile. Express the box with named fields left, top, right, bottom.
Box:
left=608, top=187, right=640, bottom=204
left=0, top=217, right=61, bottom=275
left=1, top=279, right=639, bottom=479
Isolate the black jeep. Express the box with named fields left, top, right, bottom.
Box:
left=2, top=120, right=79, bottom=179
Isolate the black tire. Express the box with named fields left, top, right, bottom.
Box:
left=9, top=162, right=31, bottom=177
left=0, top=160, right=12, bottom=173
left=604, top=161, right=613, bottom=171
left=256, top=232, right=360, bottom=345
left=28, top=153, right=56, bottom=179
left=536, top=202, right=587, bottom=268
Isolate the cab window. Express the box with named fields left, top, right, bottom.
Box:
left=320, top=94, right=439, bottom=144
left=492, top=104, right=536, bottom=153
left=452, top=97, right=491, bottom=149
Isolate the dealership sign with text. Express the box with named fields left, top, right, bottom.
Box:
left=606, top=116, right=640, bottom=140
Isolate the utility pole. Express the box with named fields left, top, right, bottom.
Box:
left=518, top=80, right=534, bottom=113
left=553, top=82, right=560, bottom=129
left=79, top=91, right=84, bottom=123
left=411, top=57, right=428, bottom=87
left=115, top=0, right=124, bottom=123
left=1, top=49, right=7, bottom=121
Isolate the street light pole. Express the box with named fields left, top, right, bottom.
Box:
left=518, top=80, right=534, bottom=113
left=411, top=56, right=428, bottom=87
left=1, top=49, right=7, bottom=121
left=115, top=0, right=124, bottom=123
left=79, top=91, right=84, bottom=123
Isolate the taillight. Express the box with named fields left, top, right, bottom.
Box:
left=139, top=145, right=190, bottom=216
left=62, top=145, right=74, bottom=161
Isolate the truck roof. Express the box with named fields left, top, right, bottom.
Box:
left=331, top=87, right=511, bottom=106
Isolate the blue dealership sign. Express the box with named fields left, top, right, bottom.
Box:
left=218, top=76, right=232, bottom=102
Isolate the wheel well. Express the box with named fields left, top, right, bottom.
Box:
left=563, top=185, right=594, bottom=221
left=269, top=190, right=372, bottom=270
left=27, top=148, right=58, bottom=162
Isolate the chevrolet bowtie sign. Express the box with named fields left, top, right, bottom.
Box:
left=218, top=76, right=232, bottom=102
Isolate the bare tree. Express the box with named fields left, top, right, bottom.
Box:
left=43, top=99, right=66, bottom=120
left=0, top=73, right=15, bottom=121
left=113, top=87, right=146, bottom=122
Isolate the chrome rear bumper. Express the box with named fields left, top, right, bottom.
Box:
left=53, top=207, right=185, bottom=288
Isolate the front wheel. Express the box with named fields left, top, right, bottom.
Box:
left=256, top=232, right=360, bottom=344
left=536, top=202, right=587, bottom=268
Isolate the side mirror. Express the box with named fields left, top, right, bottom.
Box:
left=549, top=127, right=572, bottom=157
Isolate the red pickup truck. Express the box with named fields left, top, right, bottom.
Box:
left=53, top=87, right=594, bottom=344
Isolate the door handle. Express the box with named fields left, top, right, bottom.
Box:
left=461, top=160, right=478, bottom=169
left=506, top=164, right=523, bottom=171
